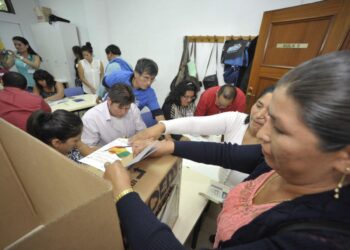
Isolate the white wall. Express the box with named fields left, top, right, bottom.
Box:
left=0, top=0, right=38, bottom=52
left=3, top=0, right=319, bottom=104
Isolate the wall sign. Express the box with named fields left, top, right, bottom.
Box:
left=276, top=43, right=309, bottom=49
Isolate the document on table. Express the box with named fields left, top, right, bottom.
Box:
left=79, top=138, right=158, bottom=171
left=199, top=180, right=230, bottom=204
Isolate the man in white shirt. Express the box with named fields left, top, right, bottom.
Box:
left=82, top=84, right=146, bottom=146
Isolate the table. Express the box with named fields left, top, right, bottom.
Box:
left=172, top=166, right=211, bottom=244
left=48, top=94, right=97, bottom=112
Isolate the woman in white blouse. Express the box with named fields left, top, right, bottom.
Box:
left=131, top=85, right=275, bottom=187
left=78, top=42, right=104, bottom=94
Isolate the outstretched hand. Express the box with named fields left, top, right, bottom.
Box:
left=103, top=160, right=131, bottom=197
left=129, top=123, right=166, bottom=143
left=131, top=139, right=175, bottom=158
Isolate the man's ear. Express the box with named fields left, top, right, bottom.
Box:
left=333, top=146, right=350, bottom=174
left=50, top=138, right=61, bottom=150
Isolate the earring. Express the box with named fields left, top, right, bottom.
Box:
left=334, top=167, right=350, bottom=199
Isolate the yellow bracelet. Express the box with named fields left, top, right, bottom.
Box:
left=114, top=188, right=134, bottom=203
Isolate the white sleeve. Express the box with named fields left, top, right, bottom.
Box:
left=81, top=115, right=101, bottom=147
left=160, top=112, right=247, bottom=136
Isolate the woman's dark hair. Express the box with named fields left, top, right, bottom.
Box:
left=12, top=36, right=42, bottom=61
left=33, top=69, right=56, bottom=92
left=27, top=110, right=83, bottom=144
left=277, top=50, right=350, bottom=152
left=81, top=42, right=93, bottom=54
left=72, top=45, right=83, bottom=59
left=163, top=80, right=199, bottom=107
left=244, top=85, right=275, bottom=124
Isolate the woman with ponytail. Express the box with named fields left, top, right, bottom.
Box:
left=8, top=36, right=42, bottom=91
left=26, top=109, right=96, bottom=162
left=78, top=42, right=104, bottom=94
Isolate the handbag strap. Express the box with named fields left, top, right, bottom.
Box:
left=204, top=43, right=217, bottom=76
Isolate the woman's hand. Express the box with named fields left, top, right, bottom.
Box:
left=131, top=139, right=175, bottom=158
left=103, top=161, right=132, bottom=197
left=129, top=123, right=166, bottom=143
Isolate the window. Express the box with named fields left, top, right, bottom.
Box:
left=0, top=0, right=15, bottom=14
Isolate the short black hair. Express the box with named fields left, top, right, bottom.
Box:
left=217, top=84, right=236, bottom=100
left=108, top=84, right=135, bottom=106
left=134, top=58, right=158, bottom=76
left=2, top=71, right=27, bottom=89
left=105, top=44, right=121, bottom=56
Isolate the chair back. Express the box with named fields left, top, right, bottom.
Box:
left=64, top=87, right=84, bottom=97
left=141, top=111, right=157, bottom=128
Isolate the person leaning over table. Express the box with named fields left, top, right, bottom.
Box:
left=103, top=51, right=350, bottom=250
left=81, top=84, right=146, bottom=147
left=33, top=69, right=65, bottom=101
left=195, top=84, right=246, bottom=116
left=27, top=109, right=97, bottom=163
left=131, top=85, right=275, bottom=187
left=0, top=71, right=51, bottom=131
left=103, top=58, right=172, bottom=140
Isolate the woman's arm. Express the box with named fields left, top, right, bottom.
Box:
left=78, top=62, right=96, bottom=93
left=77, top=140, right=98, bottom=156
left=21, top=54, right=41, bottom=69
left=44, top=82, right=65, bottom=101
left=173, top=141, right=263, bottom=174
left=32, top=86, right=41, bottom=96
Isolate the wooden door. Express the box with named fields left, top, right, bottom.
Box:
left=246, top=0, right=350, bottom=111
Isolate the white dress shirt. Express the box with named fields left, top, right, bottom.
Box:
left=82, top=101, right=146, bottom=146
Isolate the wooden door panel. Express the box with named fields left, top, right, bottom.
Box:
left=246, top=0, right=350, bottom=112
left=263, top=17, right=332, bottom=67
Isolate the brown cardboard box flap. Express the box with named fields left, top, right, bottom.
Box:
left=0, top=119, right=123, bottom=249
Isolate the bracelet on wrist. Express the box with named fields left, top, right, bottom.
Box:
left=114, top=188, right=134, bottom=203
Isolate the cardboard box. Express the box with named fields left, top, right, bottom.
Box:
left=0, top=119, right=181, bottom=249
left=33, top=7, right=52, bottom=23
left=0, top=119, right=123, bottom=249
left=85, top=150, right=182, bottom=229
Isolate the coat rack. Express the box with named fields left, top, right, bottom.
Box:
left=186, top=35, right=256, bottom=43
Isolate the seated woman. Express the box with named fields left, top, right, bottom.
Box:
left=27, top=110, right=96, bottom=163
left=161, top=79, right=199, bottom=140
left=162, top=80, right=199, bottom=120
left=104, top=51, right=350, bottom=249
left=131, top=85, right=275, bottom=186
left=33, top=69, right=64, bottom=101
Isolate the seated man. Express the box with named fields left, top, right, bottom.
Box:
left=195, top=84, right=246, bottom=116
left=0, top=71, right=51, bottom=131
left=81, top=84, right=146, bottom=146
left=103, top=58, right=165, bottom=122
left=96, top=44, right=133, bottom=102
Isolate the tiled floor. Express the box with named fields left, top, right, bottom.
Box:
left=184, top=202, right=222, bottom=249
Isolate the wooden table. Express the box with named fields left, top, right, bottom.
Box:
left=48, top=94, right=97, bottom=112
